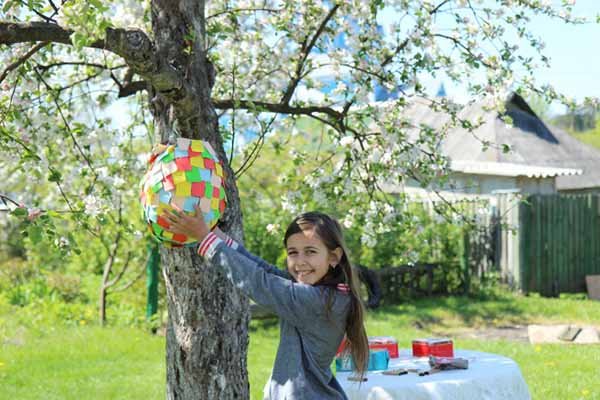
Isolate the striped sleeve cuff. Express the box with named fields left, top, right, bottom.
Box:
left=197, top=232, right=223, bottom=259
left=223, top=235, right=239, bottom=250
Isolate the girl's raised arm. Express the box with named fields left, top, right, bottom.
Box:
left=213, top=228, right=291, bottom=280
left=198, top=232, right=336, bottom=327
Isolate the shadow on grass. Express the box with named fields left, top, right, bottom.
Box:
left=249, top=318, right=279, bottom=332
left=247, top=289, right=539, bottom=333
left=368, top=289, right=528, bottom=330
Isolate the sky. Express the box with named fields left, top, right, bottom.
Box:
left=378, top=0, right=600, bottom=113
left=525, top=0, right=600, bottom=102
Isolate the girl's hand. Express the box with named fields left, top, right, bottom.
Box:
left=212, top=226, right=228, bottom=241
left=164, top=204, right=210, bottom=242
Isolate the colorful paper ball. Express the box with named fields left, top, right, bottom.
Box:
left=140, top=138, right=227, bottom=247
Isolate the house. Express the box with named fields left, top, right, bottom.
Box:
left=383, top=92, right=600, bottom=198
left=377, top=93, right=600, bottom=293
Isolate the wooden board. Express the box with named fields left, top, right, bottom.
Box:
left=585, top=275, right=600, bottom=301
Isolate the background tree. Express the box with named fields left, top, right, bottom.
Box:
left=1, top=1, right=596, bottom=399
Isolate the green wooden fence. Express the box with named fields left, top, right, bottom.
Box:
left=519, top=194, right=600, bottom=296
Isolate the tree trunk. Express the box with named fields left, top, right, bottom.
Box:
left=100, top=231, right=121, bottom=325
left=99, top=286, right=107, bottom=325
left=161, top=248, right=249, bottom=399
left=150, top=1, right=249, bottom=399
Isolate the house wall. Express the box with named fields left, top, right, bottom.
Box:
left=515, top=176, right=556, bottom=194
left=401, top=173, right=556, bottom=196
left=450, top=174, right=517, bottom=194
left=395, top=175, right=556, bottom=203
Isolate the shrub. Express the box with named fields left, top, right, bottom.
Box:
left=47, top=272, right=87, bottom=303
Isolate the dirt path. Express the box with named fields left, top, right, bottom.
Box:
left=436, top=324, right=600, bottom=343
left=434, top=325, right=530, bottom=342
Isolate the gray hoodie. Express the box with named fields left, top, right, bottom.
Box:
left=202, top=234, right=351, bottom=400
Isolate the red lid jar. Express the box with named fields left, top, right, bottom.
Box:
left=368, top=336, right=399, bottom=359
left=337, top=336, right=400, bottom=359
left=412, top=338, right=454, bottom=357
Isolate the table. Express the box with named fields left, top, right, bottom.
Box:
left=337, top=349, right=531, bottom=400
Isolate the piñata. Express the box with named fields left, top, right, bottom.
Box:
left=140, top=138, right=227, bottom=247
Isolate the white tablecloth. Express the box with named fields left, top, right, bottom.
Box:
left=337, top=349, right=531, bottom=400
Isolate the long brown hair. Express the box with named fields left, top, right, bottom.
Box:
left=284, top=211, right=369, bottom=378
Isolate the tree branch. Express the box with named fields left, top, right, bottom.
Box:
left=0, top=41, right=49, bottom=84
left=101, top=231, right=121, bottom=289
left=433, top=33, right=494, bottom=69
left=379, top=1, right=448, bottom=68
left=36, top=61, right=127, bottom=72
left=213, top=99, right=343, bottom=120
left=118, top=81, right=148, bottom=98
left=112, top=255, right=145, bottom=292
left=47, top=0, right=60, bottom=14
left=0, top=22, right=183, bottom=93
left=33, top=68, right=98, bottom=176
left=35, top=60, right=141, bottom=97
left=44, top=69, right=104, bottom=93
left=0, top=193, right=22, bottom=208
left=234, top=115, right=276, bottom=177
left=24, top=3, right=58, bottom=23
left=381, top=38, right=410, bottom=68
left=0, top=21, right=102, bottom=48
left=431, top=0, right=452, bottom=14
left=280, top=4, right=339, bottom=104
left=106, top=250, right=132, bottom=288
left=207, top=7, right=282, bottom=20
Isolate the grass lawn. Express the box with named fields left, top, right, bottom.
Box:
left=0, top=326, right=165, bottom=400
left=1, top=291, right=599, bottom=399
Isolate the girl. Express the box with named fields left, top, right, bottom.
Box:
left=165, top=208, right=369, bottom=400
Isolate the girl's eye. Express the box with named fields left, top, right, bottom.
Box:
left=287, top=251, right=297, bottom=256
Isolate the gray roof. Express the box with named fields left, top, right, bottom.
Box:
left=450, top=160, right=581, bottom=178
left=401, top=93, right=600, bottom=191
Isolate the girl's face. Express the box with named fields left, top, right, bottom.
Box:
left=285, top=227, right=342, bottom=285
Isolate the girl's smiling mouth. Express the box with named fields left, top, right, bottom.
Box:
left=296, top=270, right=314, bottom=278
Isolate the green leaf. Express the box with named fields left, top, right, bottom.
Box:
left=48, top=170, right=62, bottom=183
left=28, top=225, right=43, bottom=244
left=2, top=0, right=14, bottom=13
left=98, top=19, right=113, bottom=32
left=88, top=0, right=104, bottom=10
left=67, top=232, right=77, bottom=247
left=11, top=207, right=27, bottom=217
left=46, top=210, right=61, bottom=218
left=70, top=31, right=90, bottom=50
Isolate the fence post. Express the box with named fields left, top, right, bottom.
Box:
left=146, top=242, right=160, bottom=320
left=461, top=229, right=471, bottom=295
left=518, top=196, right=529, bottom=294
